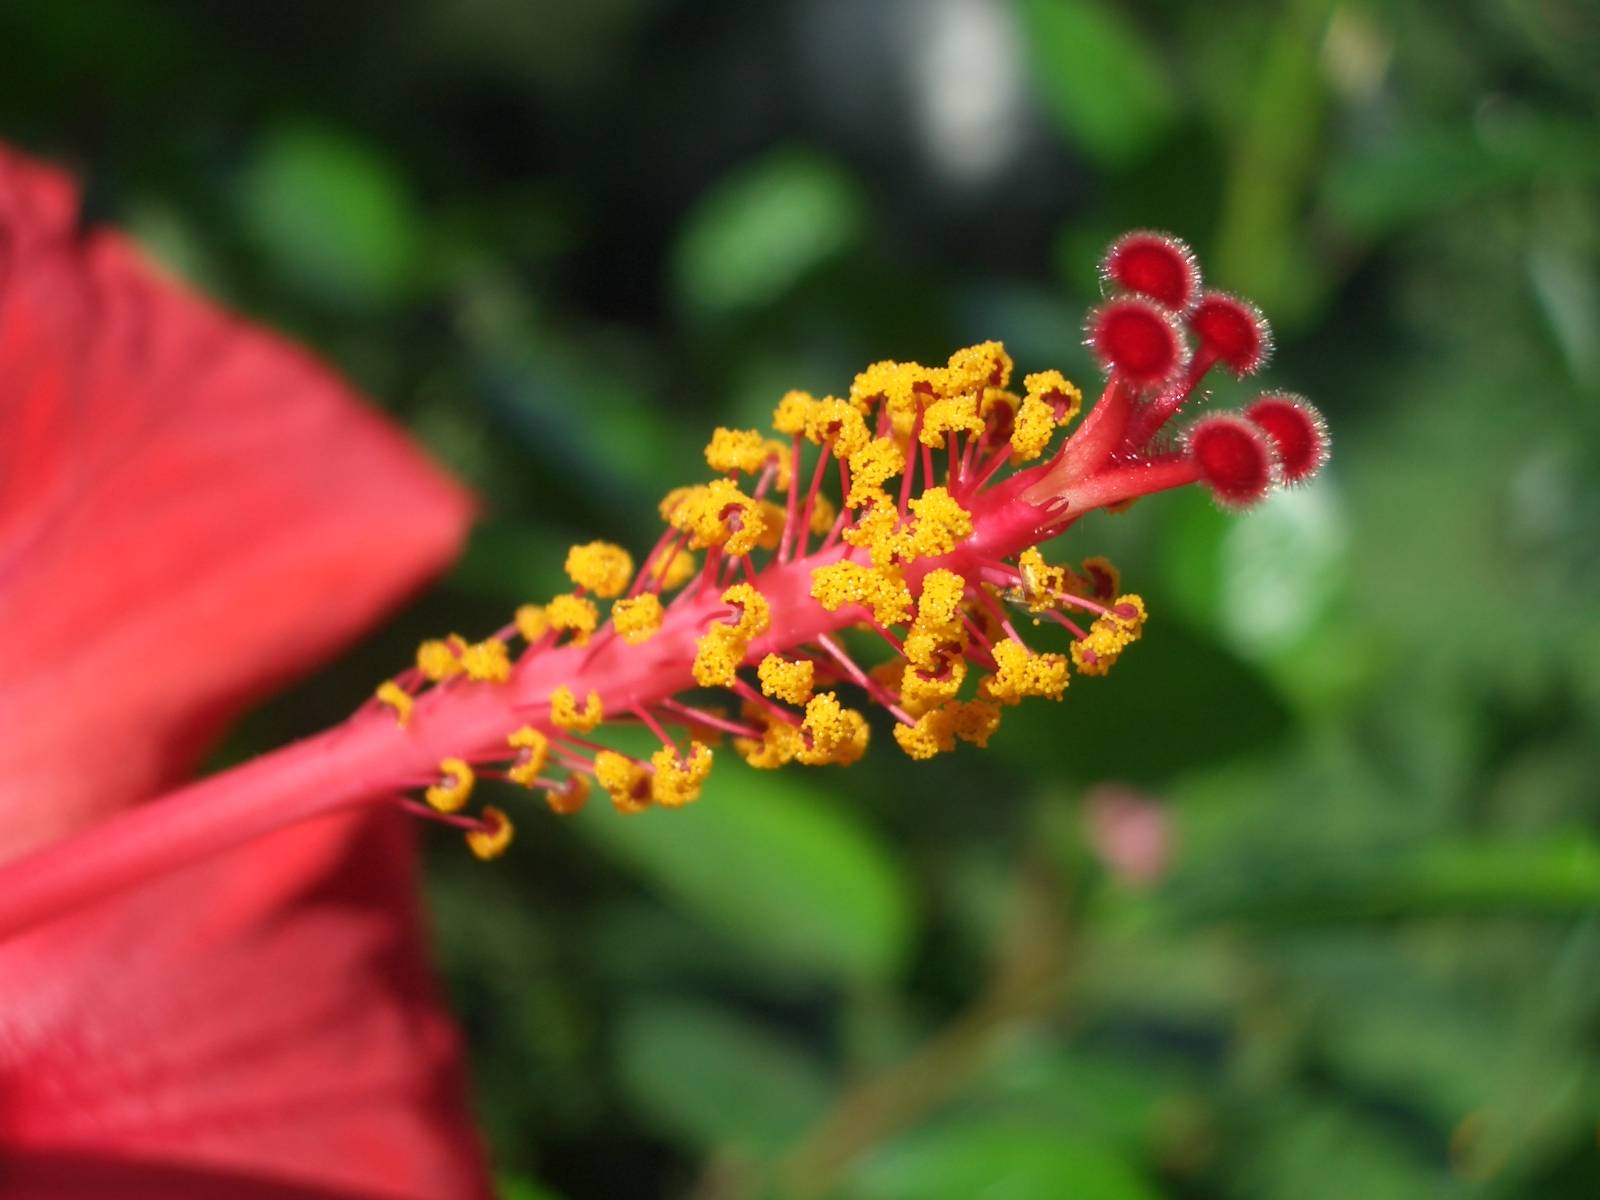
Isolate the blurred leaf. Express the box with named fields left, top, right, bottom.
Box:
left=575, top=765, right=913, bottom=982
left=672, top=149, right=864, bottom=316
left=1231, top=1093, right=1451, bottom=1200
left=240, top=122, right=421, bottom=308
left=1014, top=0, right=1175, bottom=165
left=616, top=997, right=831, bottom=1151
left=1325, top=112, right=1600, bottom=235
left=1175, top=833, right=1600, bottom=925
left=498, top=1175, right=567, bottom=1200
left=850, top=1117, right=1158, bottom=1200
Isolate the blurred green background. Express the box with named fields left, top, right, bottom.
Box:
left=7, top=0, right=1599, bottom=1195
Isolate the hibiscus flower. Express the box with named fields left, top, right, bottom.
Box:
left=0, top=145, right=491, bottom=1198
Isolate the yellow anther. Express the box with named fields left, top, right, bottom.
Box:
left=846, top=437, right=903, bottom=508
left=919, top=392, right=984, bottom=448
left=692, top=623, right=746, bottom=688
left=506, top=726, right=550, bottom=786
left=945, top=341, right=1013, bottom=394
left=416, top=636, right=466, bottom=682
left=850, top=360, right=943, bottom=423
left=901, top=655, right=967, bottom=716
left=546, top=593, right=600, bottom=645
left=550, top=685, right=603, bottom=732
left=612, top=593, right=664, bottom=645
left=515, top=603, right=549, bottom=643
left=869, top=658, right=907, bottom=695
left=466, top=805, right=515, bottom=860
left=758, top=654, right=815, bottom=705
left=667, top=479, right=763, bottom=557
left=1024, top=369, right=1082, bottom=424
left=841, top=495, right=901, bottom=567
left=810, top=560, right=913, bottom=626
left=797, top=691, right=870, bottom=766
left=375, top=680, right=413, bottom=727
left=803, top=396, right=871, bottom=458
left=892, top=711, right=954, bottom=760
left=1070, top=594, right=1147, bottom=676
left=545, top=774, right=591, bottom=815
left=564, top=541, right=634, bottom=598
left=900, top=487, right=972, bottom=560
left=809, top=494, right=838, bottom=535
left=1010, top=393, right=1057, bottom=462
left=914, top=569, right=967, bottom=633
left=705, top=427, right=776, bottom=476
left=594, top=749, right=652, bottom=814
left=721, top=583, right=771, bottom=639
left=895, top=698, right=1004, bottom=758
left=659, top=485, right=698, bottom=522
left=426, top=758, right=475, bottom=813
left=650, top=741, right=714, bottom=807
left=460, top=638, right=512, bottom=683
left=734, top=708, right=803, bottom=769
left=986, top=639, right=1070, bottom=704
left=1016, top=547, right=1071, bottom=612
left=773, top=389, right=819, bottom=436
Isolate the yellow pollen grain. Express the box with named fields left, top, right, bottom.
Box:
left=460, top=638, right=512, bottom=683
left=550, top=685, right=603, bottom=732
left=692, top=623, right=746, bottom=688
left=720, top=583, right=771, bottom=638
left=594, top=749, right=652, bottom=814
left=797, top=691, right=870, bottom=767
left=515, top=604, right=550, bottom=643
left=846, top=437, right=903, bottom=508
left=810, top=560, right=913, bottom=626
left=416, top=636, right=466, bottom=682
left=564, top=541, right=634, bottom=598
left=1010, top=394, right=1057, bottom=462
left=734, top=710, right=802, bottom=769
left=650, top=741, right=713, bottom=807
left=649, top=548, right=698, bottom=591
left=1071, top=594, right=1147, bottom=676
left=919, top=392, right=984, bottom=448
left=945, top=341, right=1014, bottom=394
left=611, top=593, right=664, bottom=645
left=758, top=654, right=815, bottom=705
left=705, top=427, right=775, bottom=476
left=900, top=487, right=972, bottom=561
left=1016, top=547, right=1070, bottom=612
left=755, top=499, right=787, bottom=552
left=546, top=593, right=600, bottom=645
left=901, top=656, right=967, bottom=715
left=426, top=757, right=475, bottom=813
left=841, top=495, right=901, bottom=567
left=773, top=389, right=819, bottom=436
left=374, top=680, right=413, bottom=727
left=1024, top=369, right=1082, bottom=424
left=986, top=640, right=1070, bottom=704
left=803, top=396, right=871, bottom=458
left=466, top=805, right=515, bottom=860
left=667, top=479, right=762, bottom=557
left=809, top=494, right=837, bottom=535
left=506, top=725, right=550, bottom=786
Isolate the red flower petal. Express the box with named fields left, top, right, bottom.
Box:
left=1100, top=231, right=1201, bottom=312
left=1085, top=297, right=1189, bottom=389
left=0, top=146, right=489, bottom=1197
left=0, top=145, right=473, bottom=855
left=1187, top=413, right=1278, bottom=509
left=1246, top=393, right=1329, bottom=484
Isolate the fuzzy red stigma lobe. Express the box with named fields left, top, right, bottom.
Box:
left=1087, top=297, right=1188, bottom=388
left=1246, top=393, right=1329, bottom=484
left=1101, top=231, right=1201, bottom=312
left=1189, top=291, right=1271, bottom=376
left=1187, top=413, right=1278, bottom=508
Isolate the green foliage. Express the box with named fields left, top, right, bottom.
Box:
left=15, top=0, right=1599, bottom=1195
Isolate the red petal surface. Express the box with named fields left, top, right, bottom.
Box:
left=0, top=145, right=489, bottom=1197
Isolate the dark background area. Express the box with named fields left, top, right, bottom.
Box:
left=5, top=1, right=1599, bottom=1196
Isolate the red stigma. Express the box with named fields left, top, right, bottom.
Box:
left=1087, top=297, right=1188, bottom=388
left=1246, top=393, right=1328, bottom=484
left=1189, top=292, right=1271, bottom=376
left=1101, top=231, right=1200, bottom=311
left=1187, top=414, right=1277, bottom=508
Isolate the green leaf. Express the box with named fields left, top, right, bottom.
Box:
left=574, top=762, right=913, bottom=982
left=851, top=1118, right=1158, bottom=1200
left=672, top=149, right=864, bottom=316
left=1014, top=0, right=1175, bottom=165
left=617, top=997, right=831, bottom=1151
left=240, top=122, right=421, bottom=308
